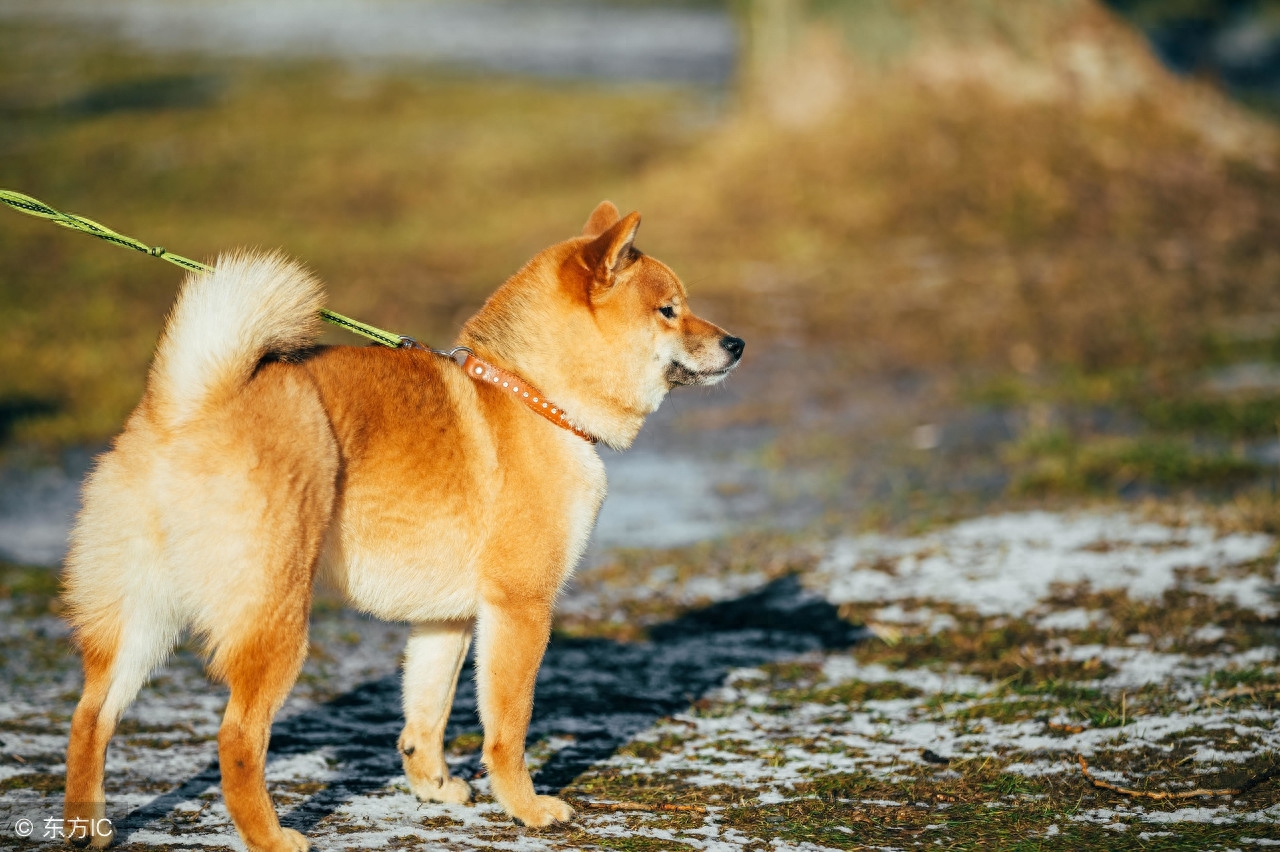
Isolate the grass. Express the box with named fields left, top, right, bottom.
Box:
left=1204, top=665, right=1280, bottom=691
left=1007, top=430, right=1263, bottom=495
left=555, top=530, right=817, bottom=640
left=5, top=518, right=1278, bottom=850
left=3, top=4, right=1280, bottom=462
left=0, top=23, right=711, bottom=451
left=0, top=559, right=60, bottom=599
left=952, top=364, right=1280, bottom=497
left=564, top=733, right=1280, bottom=851
left=0, top=772, right=63, bottom=793
left=842, top=583, right=1277, bottom=667
left=554, top=605, right=1280, bottom=849
left=967, top=363, right=1280, bottom=436
left=1141, top=395, right=1280, bottom=439
left=843, top=612, right=1121, bottom=685
left=557, top=550, right=1278, bottom=845
left=0, top=559, right=61, bottom=618
left=751, top=661, right=925, bottom=704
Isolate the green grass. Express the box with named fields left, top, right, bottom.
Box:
left=1008, top=430, right=1261, bottom=495
left=554, top=531, right=815, bottom=641
left=564, top=758, right=1280, bottom=851
left=845, top=614, right=1118, bottom=685
left=0, top=559, right=61, bottom=617
left=1141, top=395, right=1280, bottom=439
left=559, top=649, right=1280, bottom=848
left=0, top=559, right=59, bottom=598
left=1203, top=666, right=1280, bottom=690
left=0, top=772, right=63, bottom=793
left=963, top=366, right=1280, bottom=500
left=747, top=661, right=925, bottom=705
left=0, top=23, right=710, bottom=451
left=932, top=683, right=1200, bottom=731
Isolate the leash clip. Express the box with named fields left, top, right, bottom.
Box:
left=400, top=337, right=473, bottom=364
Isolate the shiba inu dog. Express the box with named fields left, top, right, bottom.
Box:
left=60, top=201, right=743, bottom=850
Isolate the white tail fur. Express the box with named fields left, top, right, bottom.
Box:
left=148, top=251, right=325, bottom=428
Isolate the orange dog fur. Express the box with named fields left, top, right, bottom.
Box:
left=60, top=202, right=743, bottom=851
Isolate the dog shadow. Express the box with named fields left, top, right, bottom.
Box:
left=115, top=575, right=863, bottom=840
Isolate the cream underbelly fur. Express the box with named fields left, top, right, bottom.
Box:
left=318, top=439, right=607, bottom=624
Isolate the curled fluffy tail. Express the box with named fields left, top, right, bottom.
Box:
left=149, top=251, right=325, bottom=428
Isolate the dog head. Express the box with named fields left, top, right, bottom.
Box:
left=577, top=201, right=744, bottom=390
left=460, top=201, right=743, bottom=449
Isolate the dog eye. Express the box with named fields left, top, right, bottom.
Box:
left=658, top=305, right=676, bottom=319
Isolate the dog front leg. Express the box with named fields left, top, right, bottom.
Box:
left=398, top=620, right=473, bottom=804
left=475, top=600, right=573, bottom=827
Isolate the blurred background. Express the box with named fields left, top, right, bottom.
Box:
left=3, top=0, right=1280, bottom=565
left=6, top=7, right=1280, bottom=845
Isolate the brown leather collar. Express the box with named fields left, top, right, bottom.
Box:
left=461, top=353, right=597, bottom=444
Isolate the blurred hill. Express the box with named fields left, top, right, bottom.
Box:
left=2, top=0, right=1280, bottom=450
left=642, top=0, right=1280, bottom=379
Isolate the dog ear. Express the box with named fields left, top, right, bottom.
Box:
left=582, top=200, right=622, bottom=238
left=582, top=211, right=640, bottom=299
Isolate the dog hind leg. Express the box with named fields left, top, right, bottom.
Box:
left=209, top=599, right=311, bottom=852
left=64, top=596, right=182, bottom=847
left=398, top=620, right=473, bottom=804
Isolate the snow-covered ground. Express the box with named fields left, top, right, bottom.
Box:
left=3, top=508, right=1278, bottom=849
left=815, top=511, right=1275, bottom=616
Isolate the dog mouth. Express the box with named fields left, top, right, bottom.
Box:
left=666, top=361, right=737, bottom=387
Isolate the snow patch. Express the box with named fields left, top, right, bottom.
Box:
left=816, top=511, right=1276, bottom=616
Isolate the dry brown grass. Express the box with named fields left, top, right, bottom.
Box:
left=0, top=29, right=707, bottom=448
left=3, top=1, right=1280, bottom=456
left=639, top=79, right=1280, bottom=377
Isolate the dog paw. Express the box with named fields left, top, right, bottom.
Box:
left=411, top=774, right=472, bottom=805
left=246, top=828, right=308, bottom=852
left=279, top=828, right=309, bottom=852
left=513, top=795, right=575, bottom=828
left=88, top=824, right=115, bottom=849
left=63, top=804, right=112, bottom=848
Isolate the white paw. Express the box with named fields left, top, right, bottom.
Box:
left=412, top=774, right=472, bottom=805
left=279, top=828, right=309, bottom=852
left=247, top=827, right=309, bottom=852
left=513, top=795, right=575, bottom=828
left=87, top=824, right=114, bottom=849
left=64, top=803, right=111, bottom=848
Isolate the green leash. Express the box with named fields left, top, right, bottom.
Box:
left=0, top=189, right=406, bottom=349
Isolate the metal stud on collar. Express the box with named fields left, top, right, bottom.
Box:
left=459, top=353, right=597, bottom=444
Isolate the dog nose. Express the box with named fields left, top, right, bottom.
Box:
left=720, top=336, right=745, bottom=361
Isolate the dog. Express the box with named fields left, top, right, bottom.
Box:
left=60, top=201, right=743, bottom=850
